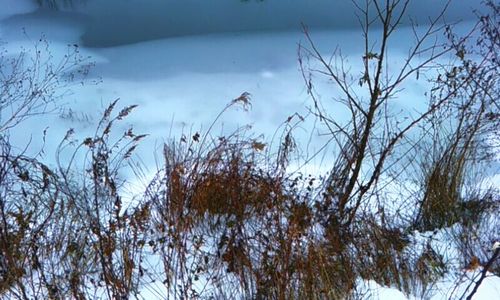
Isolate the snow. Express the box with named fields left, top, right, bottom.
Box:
left=430, top=269, right=500, bottom=300
left=354, top=279, right=411, bottom=300
left=0, top=0, right=37, bottom=21
left=0, top=2, right=498, bottom=299
left=353, top=271, right=500, bottom=300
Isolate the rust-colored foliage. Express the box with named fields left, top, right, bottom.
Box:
left=1, top=1, right=499, bottom=299
left=190, top=156, right=278, bottom=218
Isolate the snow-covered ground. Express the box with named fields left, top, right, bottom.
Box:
left=1, top=1, right=498, bottom=299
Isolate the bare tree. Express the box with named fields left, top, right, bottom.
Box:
left=298, top=0, right=498, bottom=297
left=1, top=1, right=498, bottom=299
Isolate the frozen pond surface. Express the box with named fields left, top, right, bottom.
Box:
left=1, top=0, right=481, bottom=162
left=1, top=0, right=497, bottom=188
left=0, top=2, right=499, bottom=298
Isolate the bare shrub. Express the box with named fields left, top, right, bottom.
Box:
left=1, top=1, right=499, bottom=299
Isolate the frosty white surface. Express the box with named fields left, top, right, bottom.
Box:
left=0, top=1, right=498, bottom=299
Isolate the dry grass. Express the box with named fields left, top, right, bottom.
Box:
left=1, top=1, right=499, bottom=299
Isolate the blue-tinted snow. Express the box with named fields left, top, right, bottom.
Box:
left=0, top=2, right=498, bottom=299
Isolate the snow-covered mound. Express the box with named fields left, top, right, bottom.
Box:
left=1, top=2, right=498, bottom=299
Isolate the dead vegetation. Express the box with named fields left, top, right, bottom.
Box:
left=0, top=1, right=499, bottom=299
